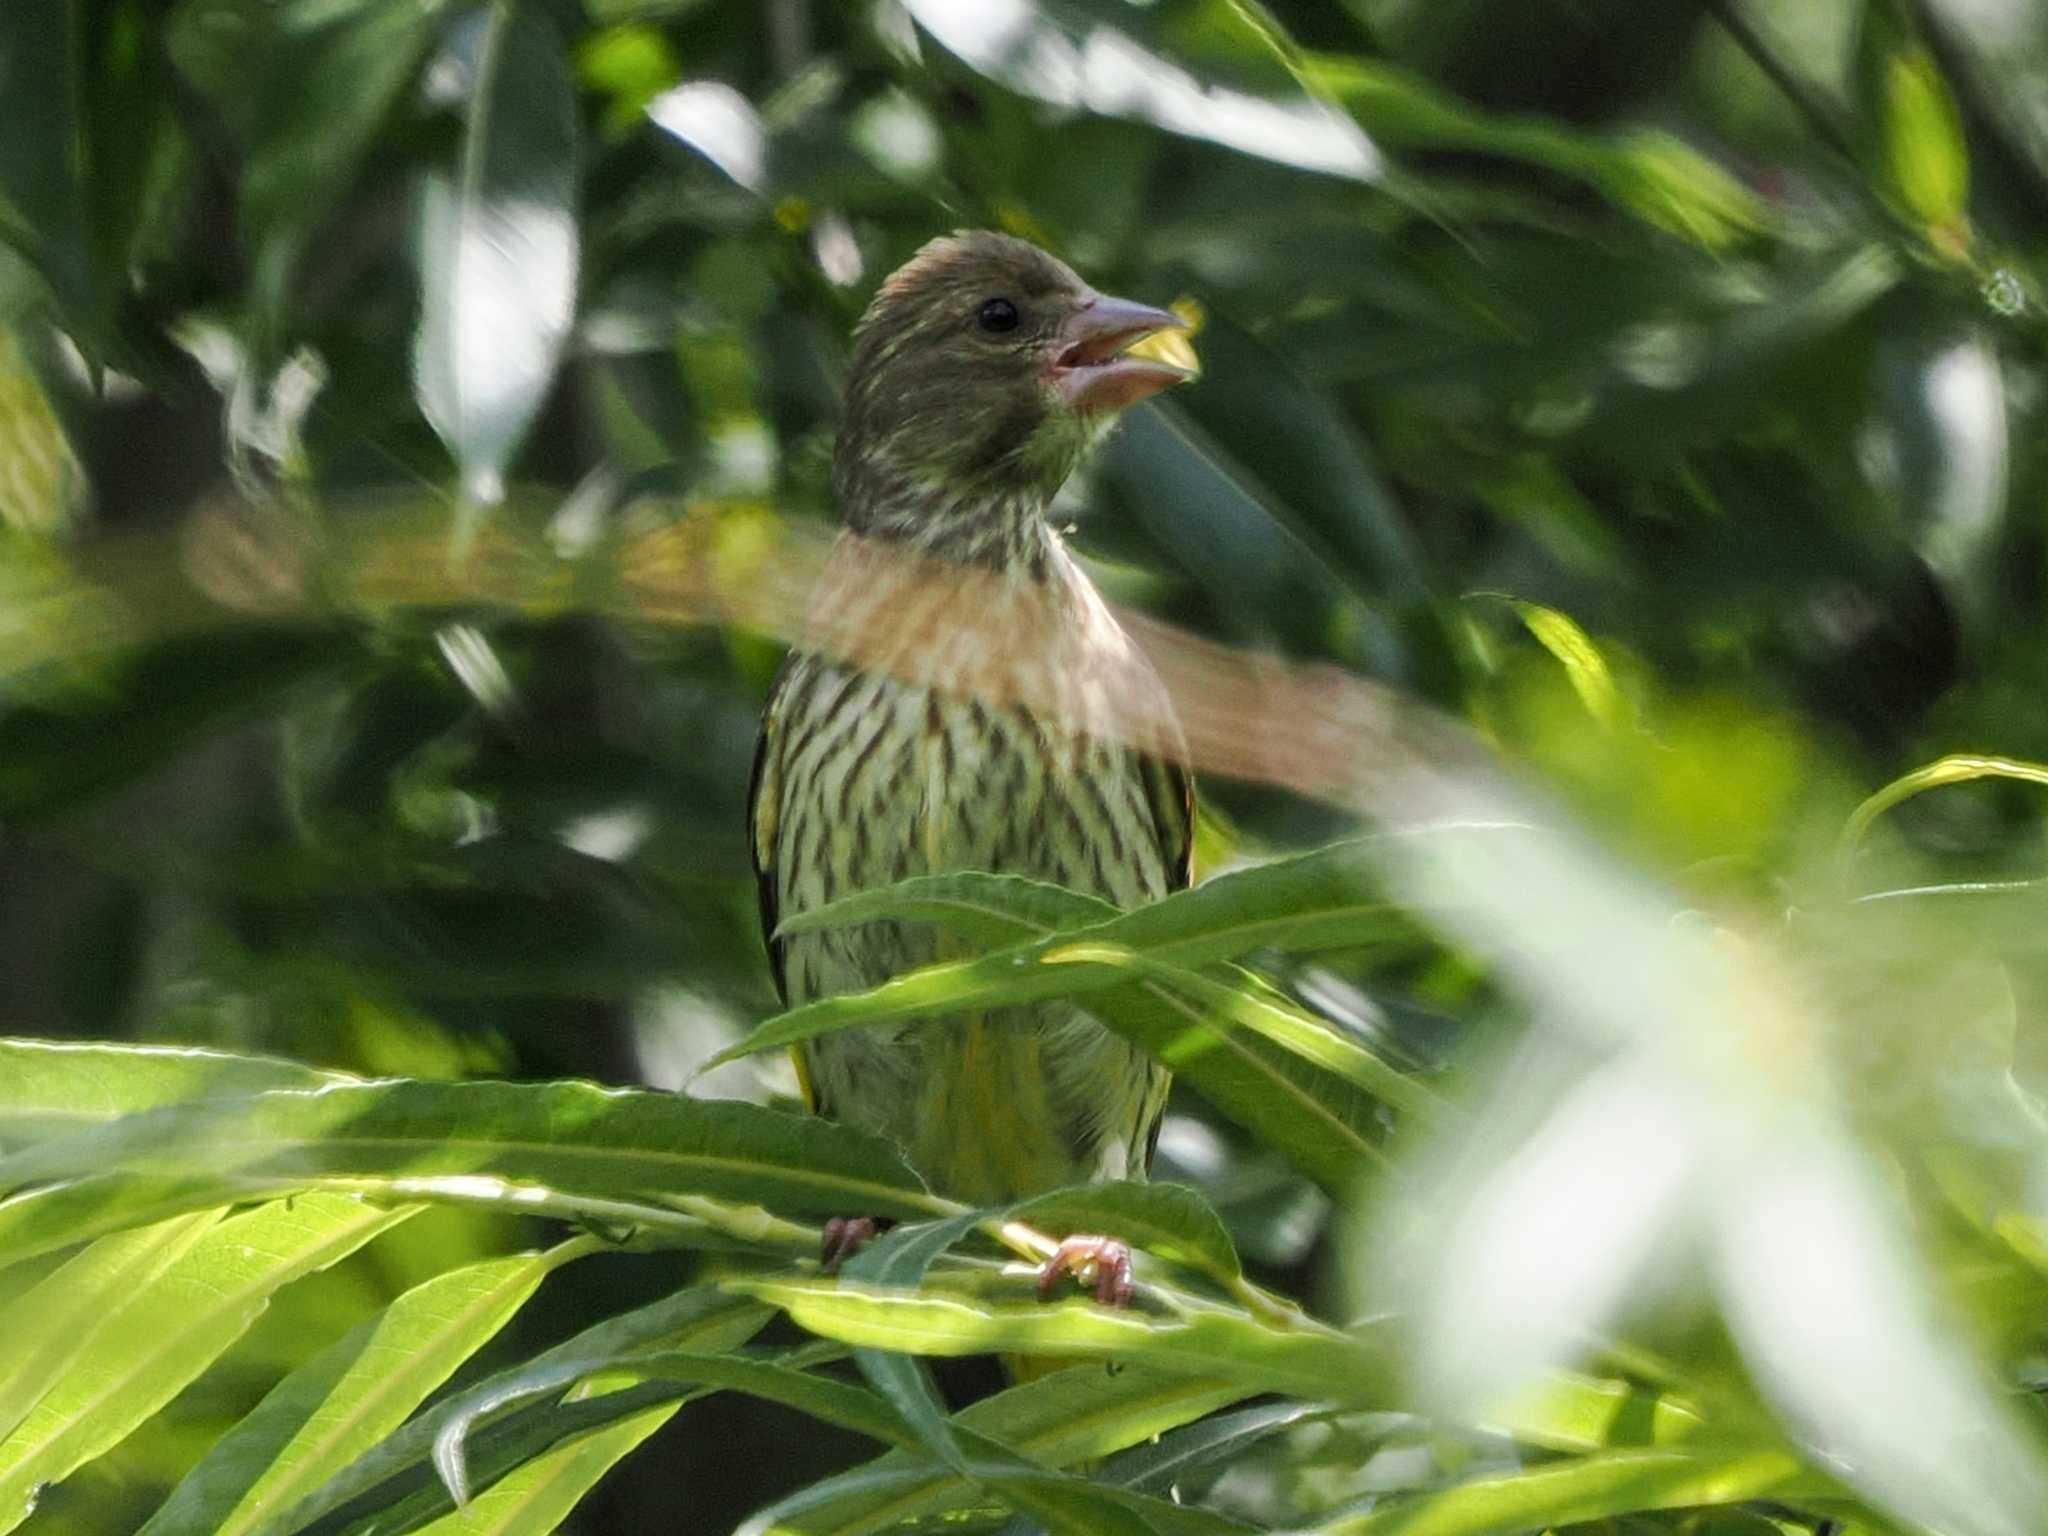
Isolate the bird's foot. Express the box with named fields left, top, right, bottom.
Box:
left=1035, top=1234, right=1134, bottom=1307
left=820, top=1216, right=879, bottom=1272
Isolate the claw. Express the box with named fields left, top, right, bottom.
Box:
left=821, top=1215, right=878, bottom=1272
left=1035, top=1234, right=1134, bottom=1308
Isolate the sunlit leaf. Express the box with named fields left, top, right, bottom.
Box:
left=414, top=1, right=579, bottom=507
left=0, top=1037, right=350, bottom=1151
left=0, top=1209, right=225, bottom=1445
left=0, top=1193, right=414, bottom=1534
left=138, top=1240, right=595, bottom=1536
left=0, top=1078, right=948, bottom=1229
left=901, top=0, right=1381, bottom=181
left=252, top=1283, right=773, bottom=1536
left=1303, top=1444, right=1812, bottom=1535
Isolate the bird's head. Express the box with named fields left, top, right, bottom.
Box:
left=834, top=231, right=1190, bottom=532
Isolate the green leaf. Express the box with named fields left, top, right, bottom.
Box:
left=407, top=1400, right=672, bottom=1536
left=0, top=1078, right=949, bottom=1235
left=1839, top=753, right=2048, bottom=874
left=0, top=624, right=357, bottom=821
left=1005, top=1180, right=1240, bottom=1288
left=1501, top=598, right=1625, bottom=732
left=1147, top=323, right=1432, bottom=611
left=0, top=1209, right=226, bottom=1444
left=254, top=1283, right=772, bottom=1536
left=840, top=1215, right=989, bottom=1473
left=138, top=1239, right=594, bottom=1536
left=1855, top=0, right=1972, bottom=252
left=738, top=1274, right=1387, bottom=1403
left=0, top=328, right=85, bottom=536
left=739, top=1365, right=1254, bottom=1535
left=1887, top=49, right=1969, bottom=239
left=1306, top=54, right=1766, bottom=249
left=900, top=0, right=1379, bottom=182
left=1097, top=1399, right=1325, bottom=1497
left=0, top=3, right=87, bottom=320
left=0, top=1037, right=351, bottom=1151
left=168, top=0, right=445, bottom=345
left=774, top=872, right=1113, bottom=948
left=719, top=840, right=1450, bottom=1188
left=433, top=1342, right=892, bottom=1511
left=739, top=1274, right=1702, bottom=1456
left=1303, top=1444, right=1811, bottom=1535
left=835, top=1218, right=1236, bottom=1536
left=414, top=0, right=579, bottom=507
left=0, top=1192, right=414, bottom=1533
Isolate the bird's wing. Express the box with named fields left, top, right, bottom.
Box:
left=748, top=655, right=822, bottom=1114
left=747, top=658, right=791, bottom=1007
left=1142, top=749, right=1196, bottom=895
left=1136, top=748, right=1193, bottom=1173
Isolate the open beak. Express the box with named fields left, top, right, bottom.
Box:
left=1049, top=293, right=1194, bottom=413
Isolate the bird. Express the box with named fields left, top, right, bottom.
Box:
left=748, top=230, right=1195, bottom=1307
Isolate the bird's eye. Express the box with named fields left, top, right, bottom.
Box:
left=977, top=297, right=1020, bottom=334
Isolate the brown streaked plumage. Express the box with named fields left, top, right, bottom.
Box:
left=749, top=232, right=1194, bottom=1285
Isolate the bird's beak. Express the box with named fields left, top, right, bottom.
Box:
left=1048, top=293, right=1194, bottom=413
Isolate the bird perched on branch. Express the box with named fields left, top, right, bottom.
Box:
left=749, top=231, right=1195, bottom=1305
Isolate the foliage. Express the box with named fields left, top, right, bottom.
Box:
left=7, top=0, right=2048, bottom=1532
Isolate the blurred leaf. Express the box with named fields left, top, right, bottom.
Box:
left=1499, top=597, right=1626, bottom=732
left=1303, top=1444, right=1810, bottom=1535
left=1886, top=46, right=1970, bottom=238
left=1306, top=54, right=1766, bottom=247
left=169, top=0, right=446, bottom=345
left=0, top=328, right=85, bottom=535
left=1712, top=1109, right=2048, bottom=1536
left=0, top=2, right=87, bottom=318
left=414, top=1, right=579, bottom=508
left=1840, top=752, right=2048, bottom=873
left=1858, top=1, right=1972, bottom=252
left=901, top=0, right=1381, bottom=181
left=138, top=1240, right=591, bottom=1536
left=1148, top=320, right=1431, bottom=616
left=0, top=623, right=357, bottom=823
left=1885, top=331, right=2006, bottom=633
left=0, top=1193, right=414, bottom=1534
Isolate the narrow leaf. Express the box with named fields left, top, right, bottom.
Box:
left=414, top=1, right=578, bottom=505
left=139, top=1240, right=594, bottom=1536
left=1307, top=1445, right=1809, bottom=1535
left=0, top=1209, right=225, bottom=1444
left=0, top=1193, right=413, bottom=1533
left=739, top=1366, right=1252, bottom=1536
left=0, top=1037, right=350, bottom=1150
left=1005, top=1180, right=1240, bottom=1288
left=252, top=1284, right=772, bottom=1536
left=0, top=1078, right=948, bottom=1227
